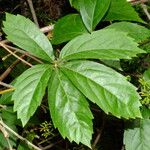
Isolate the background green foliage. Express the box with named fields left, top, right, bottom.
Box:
left=0, top=0, right=150, bottom=149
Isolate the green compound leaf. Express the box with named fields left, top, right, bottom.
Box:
left=3, top=13, right=54, bottom=62
left=124, top=119, right=150, bottom=150
left=48, top=70, right=93, bottom=147
left=12, top=64, right=52, bottom=126
left=52, top=14, right=88, bottom=45
left=105, top=0, right=144, bottom=23
left=106, top=22, right=150, bottom=43
left=79, top=0, right=111, bottom=32
left=61, top=60, right=142, bottom=119
left=60, top=29, right=145, bottom=61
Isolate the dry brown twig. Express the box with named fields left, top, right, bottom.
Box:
left=0, top=81, right=15, bottom=94
left=0, top=124, right=13, bottom=150
left=140, top=0, right=150, bottom=21
left=26, top=0, right=39, bottom=27
left=40, top=25, right=54, bottom=33
left=0, top=54, right=26, bottom=82
left=128, top=0, right=149, bottom=5
left=0, top=118, right=42, bottom=150
left=5, top=45, right=43, bottom=64
left=0, top=42, right=33, bottom=67
left=2, top=50, right=17, bottom=61
left=0, top=81, right=14, bottom=88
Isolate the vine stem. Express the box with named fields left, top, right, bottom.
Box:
left=0, top=118, right=42, bottom=150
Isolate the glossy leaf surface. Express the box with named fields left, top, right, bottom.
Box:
left=105, top=0, right=143, bottom=23
left=61, top=60, right=142, bottom=119
left=79, top=0, right=111, bottom=32
left=60, top=29, right=145, bottom=61
left=3, top=13, right=54, bottom=62
left=124, top=119, right=150, bottom=150
left=12, top=64, right=52, bottom=126
left=52, top=14, right=88, bottom=44
left=48, top=70, right=93, bottom=147
left=106, top=22, right=150, bottom=43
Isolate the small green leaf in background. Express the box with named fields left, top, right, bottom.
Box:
left=60, top=29, right=145, bottom=61
left=141, top=107, right=150, bottom=119
left=143, top=68, right=150, bottom=83
left=124, top=119, right=150, bottom=150
left=52, top=14, right=88, bottom=44
left=0, top=80, right=16, bottom=105
left=106, top=22, right=150, bottom=43
left=3, top=13, right=54, bottom=62
left=48, top=70, right=93, bottom=147
left=61, top=60, right=142, bottom=119
left=12, top=64, right=52, bottom=126
left=100, top=60, right=122, bottom=71
left=69, top=0, right=80, bottom=10
left=17, top=142, right=31, bottom=150
left=1, top=107, right=18, bottom=125
left=0, top=130, right=17, bottom=149
left=0, top=107, right=18, bottom=149
left=0, top=90, right=13, bottom=105
left=141, top=39, right=150, bottom=53
left=79, top=0, right=111, bottom=32
left=104, top=0, right=144, bottom=23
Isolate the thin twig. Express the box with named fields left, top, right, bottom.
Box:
left=0, top=104, right=7, bottom=109
left=6, top=138, right=13, bottom=150
left=0, top=40, right=9, bottom=44
left=0, top=118, right=42, bottom=150
left=128, top=0, right=149, bottom=5
left=0, top=54, right=26, bottom=81
left=40, top=25, right=54, bottom=33
left=0, top=42, right=32, bottom=67
left=141, top=3, right=150, bottom=21
left=0, top=123, right=13, bottom=150
left=0, top=88, right=15, bottom=95
left=42, top=140, right=63, bottom=150
left=121, top=145, right=125, bottom=150
left=5, top=45, right=43, bottom=64
left=2, top=51, right=17, bottom=61
left=92, top=115, right=106, bottom=149
left=0, top=124, right=9, bottom=138
left=26, top=0, right=39, bottom=27
left=0, top=81, right=14, bottom=88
